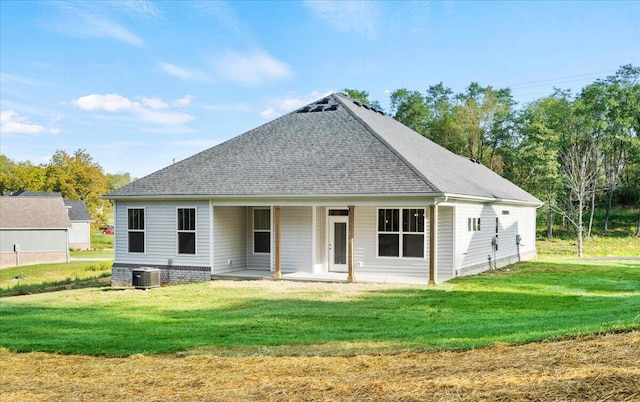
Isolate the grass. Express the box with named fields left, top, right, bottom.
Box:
left=0, top=261, right=112, bottom=297
left=537, top=235, right=640, bottom=257
left=90, top=233, right=113, bottom=250
left=0, top=259, right=638, bottom=356
left=69, top=249, right=114, bottom=259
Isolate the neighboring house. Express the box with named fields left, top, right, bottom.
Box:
left=0, top=196, right=71, bottom=268
left=6, top=191, right=92, bottom=250
left=106, top=94, right=542, bottom=286
left=64, top=200, right=92, bottom=250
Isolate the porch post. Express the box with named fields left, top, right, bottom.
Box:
left=274, top=206, right=282, bottom=279
left=348, top=205, right=355, bottom=283
left=429, top=204, right=436, bottom=285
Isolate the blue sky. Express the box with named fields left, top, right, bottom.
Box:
left=1, top=1, right=638, bottom=179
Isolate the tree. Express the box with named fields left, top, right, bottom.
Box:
left=44, top=149, right=109, bottom=218
left=578, top=65, right=640, bottom=234
left=106, top=172, right=132, bottom=191
left=339, top=89, right=382, bottom=110
left=450, top=83, right=516, bottom=174
left=0, top=155, right=46, bottom=194
left=511, top=90, right=572, bottom=238
left=559, top=137, right=600, bottom=257
left=389, top=88, right=430, bottom=135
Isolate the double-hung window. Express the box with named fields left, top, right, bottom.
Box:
left=253, top=209, right=271, bottom=253
left=402, top=209, right=425, bottom=258
left=127, top=208, right=145, bottom=253
left=378, top=208, right=425, bottom=258
left=177, top=208, right=196, bottom=255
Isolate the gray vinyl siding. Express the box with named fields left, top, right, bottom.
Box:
left=436, top=206, right=454, bottom=283
left=247, top=206, right=270, bottom=270
left=281, top=206, right=313, bottom=273
left=455, top=201, right=537, bottom=274
left=353, top=206, right=429, bottom=277
left=114, top=201, right=210, bottom=267
left=0, top=229, right=67, bottom=252
left=68, top=222, right=90, bottom=249
left=213, top=206, right=247, bottom=273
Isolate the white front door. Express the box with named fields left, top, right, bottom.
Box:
left=328, top=215, right=348, bottom=272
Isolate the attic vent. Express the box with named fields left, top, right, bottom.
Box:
left=310, top=106, right=325, bottom=112
left=132, top=268, right=160, bottom=289
left=326, top=104, right=339, bottom=111
left=317, top=98, right=329, bottom=104
left=297, top=106, right=311, bottom=113
left=353, top=101, right=362, bottom=107
left=469, top=158, right=481, bottom=164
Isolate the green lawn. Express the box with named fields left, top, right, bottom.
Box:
left=0, top=260, right=638, bottom=356
left=0, top=261, right=112, bottom=296
left=91, top=233, right=114, bottom=250
left=537, top=235, right=640, bottom=257
left=70, top=249, right=114, bottom=259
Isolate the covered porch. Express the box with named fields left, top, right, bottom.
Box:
left=211, top=201, right=442, bottom=285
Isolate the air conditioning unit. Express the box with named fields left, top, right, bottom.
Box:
left=132, top=268, right=160, bottom=289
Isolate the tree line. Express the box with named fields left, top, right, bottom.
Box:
left=343, top=64, right=640, bottom=254
left=0, top=149, right=131, bottom=230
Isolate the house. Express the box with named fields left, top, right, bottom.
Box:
left=6, top=191, right=92, bottom=250
left=0, top=196, right=71, bottom=268
left=64, top=199, right=92, bottom=250
left=105, top=94, right=542, bottom=286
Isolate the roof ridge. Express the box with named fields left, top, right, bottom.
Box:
left=331, top=94, right=442, bottom=194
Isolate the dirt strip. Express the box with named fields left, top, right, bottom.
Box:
left=1, top=331, right=638, bottom=401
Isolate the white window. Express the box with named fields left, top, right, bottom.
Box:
left=468, top=217, right=481, bottom=232
left=177, top=208, right=196, bottom=255
left=253, top=209, right=271, bottom=253
left=127, top=208, right=145, bottom=253
left=378, top=208, right=425, bottom=258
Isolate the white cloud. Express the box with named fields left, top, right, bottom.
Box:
left=141, top=97, right=169, bottom=109
left=260, top=91, right=333, bottom=119
left=173, top=95, right=195, bottom=107
left=304, top=0, right=380, bottom=39
left=73, top=94, right=141, bottom=112
left=0, top=110, right=46, bottom=135
left=46, top=3, right=144, bottom=47
left=260, top=107, right=277, bottom=119
left=214, top=50, right=292, bottom=86
left=88, top=14, right=144, bottom=47
left=160, top=62, right=212, bottom=82
left=117, top=0, right=162, bottom=19
left=72, top=93, right=195, bottom=126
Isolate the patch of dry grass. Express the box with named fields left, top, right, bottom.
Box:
left=2, top=331, right=638, bottom=401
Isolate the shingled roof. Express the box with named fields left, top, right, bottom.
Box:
left=107, top=94, right=540, bottom=204
left=0, top=197, right=71, bottom=229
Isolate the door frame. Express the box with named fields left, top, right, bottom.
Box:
left=327, top=213, right=349, bottom=273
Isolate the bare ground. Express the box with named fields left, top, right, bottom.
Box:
left=1, top=331, right=638, bottom=401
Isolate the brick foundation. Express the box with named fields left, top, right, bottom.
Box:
left=111, top=263, right=211, bottom=287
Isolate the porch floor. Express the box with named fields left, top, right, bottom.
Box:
left=211, top=269, right=430, bottom=285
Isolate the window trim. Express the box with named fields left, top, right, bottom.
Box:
left=376, top=207, right=426, bottom=259
left=468, top=217, right=482, bottom=232
left=253, top=207, right=271, bottom=254
left=127, top=207, right=146, bottom=254
left=176, top=207, right=197, bottom=256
